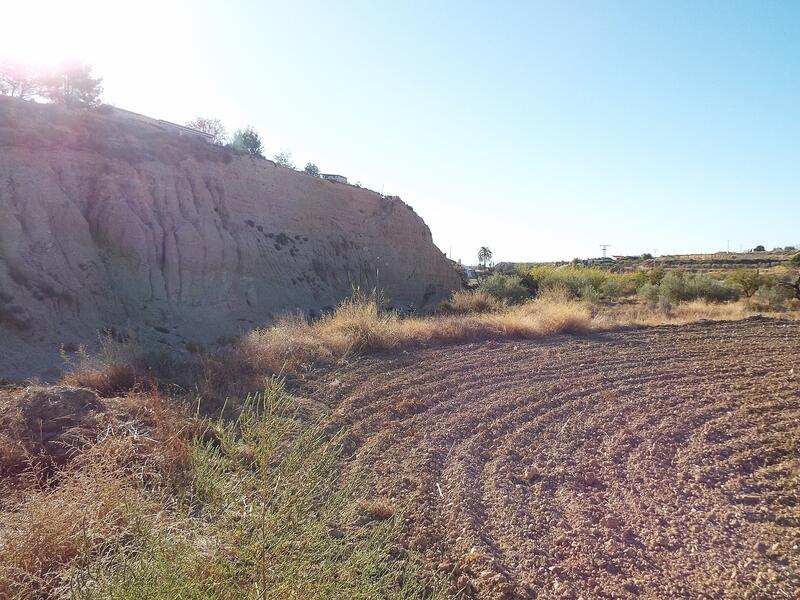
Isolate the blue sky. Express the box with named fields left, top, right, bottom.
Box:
left=3, top=1, right=799, bottom=262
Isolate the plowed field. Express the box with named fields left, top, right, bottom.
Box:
left=319, top=317, right=799, bottom=599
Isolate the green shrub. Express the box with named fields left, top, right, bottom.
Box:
left=601, top=277, right=634, bottom=298
left=517, top=266, right=639, bottom=299
left=638, top=282, right=661, bottom=304
left=660, top=272, right=739, bottom=303
left=648, top=267, right=666, bottom=286
left=478, top=273, right=530, bottom=304
left=754, top=283, right=794, bottom=306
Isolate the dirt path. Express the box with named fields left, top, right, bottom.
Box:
left=317, top=318, right=799, bottom=599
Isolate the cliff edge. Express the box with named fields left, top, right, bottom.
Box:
left=0, top=97, right=459, bottom=379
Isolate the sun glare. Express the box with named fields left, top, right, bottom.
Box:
left=1, top=1, right=184, bottom=73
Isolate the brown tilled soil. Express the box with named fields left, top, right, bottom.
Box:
left=315, top=317, right=799, bottom=599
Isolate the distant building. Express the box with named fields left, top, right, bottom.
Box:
left=321, top=173, right=348, bottom=184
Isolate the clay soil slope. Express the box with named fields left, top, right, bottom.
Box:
left=318, top=318, right=799, bottom=599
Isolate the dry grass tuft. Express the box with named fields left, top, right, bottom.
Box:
left=0, top=466, right=148, bottom=598
left=437, top=289, right=504, bottom=314
left=525, top=297, right=593, bottom=335
left=61, top=361, right=137, bottom=397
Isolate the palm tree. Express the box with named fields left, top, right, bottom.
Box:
left=478, top=246, right=493, bottom=269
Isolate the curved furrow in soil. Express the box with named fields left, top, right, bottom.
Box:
left=315, top=318, right=799, bottom=599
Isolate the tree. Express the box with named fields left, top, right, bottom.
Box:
left=0, top=59, right=43, bottom=99
left=230, top=126, right=263, bottom=157
left=304, top=162, right=320, bottom=176
left=729, top=269, right=762, bottom=298
left=273, top=151, right=295, bottom=168
left=478, top=246, right=493, bottom=269
left=777, top=254, right=800, bottom=300
left=40, top=61, right=102, bottom=107
left=185, top=117, right=227, bottom=145
left=752, top=245, right=765, bottom=252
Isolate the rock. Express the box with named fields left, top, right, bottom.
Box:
left=0, top=97, right=460, bottom=379
left=582, top=471, right=600, bottom=487
left=523, top=465, right=540, bottom=482
left=600, top=515, right=623, bottom=530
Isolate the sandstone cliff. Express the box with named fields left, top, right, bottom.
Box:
left=0, top=97, right=458, bottom=379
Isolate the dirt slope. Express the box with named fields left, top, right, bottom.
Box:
left=0, top=97, right=458, bottom=379
left=319, top=318, right=799, bottom=599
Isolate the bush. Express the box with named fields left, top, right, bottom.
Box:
left=517, top=265, right=640, bottom=300
left=660, top=272, right=740, bottom=303
left=478, top=273, right=530, bottom=304
left=648, top=267, right=666, bottom=286
left=638, top=282, right=661, bottom=304
left=600, top=278, right=626, bottom=299
left=579, top=284, right=601, bottom=304
left=753, top=283, right=794, bottom=307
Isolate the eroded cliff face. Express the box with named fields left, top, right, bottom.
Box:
left=0, top=98, right=458, bottom=378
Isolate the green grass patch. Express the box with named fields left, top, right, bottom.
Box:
left=73, top=379, right=442, bottom=599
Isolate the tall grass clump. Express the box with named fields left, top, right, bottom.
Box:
left=437, top=289, right=504, bottom=314
left=3, top=380, right=440, bottom=599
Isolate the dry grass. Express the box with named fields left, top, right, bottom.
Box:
left=0, top=467, right=147, bottom=598
left=58, top=290, right=800, bottom=407
left=236, top=291, right=593, bottom=383
left=357, top=498, right=396, bottom=522
left=438, top=289, right=505, bottom=314
left=595, top=298, right=755, bottom=328
left=0, top=380, right=441, bottom=599
left=145, top=292, right=796, bottom=405
left=61, top=361, right=137, bottom=397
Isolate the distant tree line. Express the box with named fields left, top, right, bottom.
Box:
left=0, top=59, right=102, bottom=107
